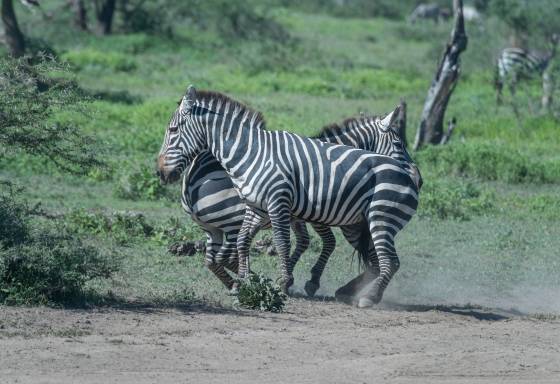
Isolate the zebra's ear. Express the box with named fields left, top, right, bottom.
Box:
left=379, top=105, right=401, bottom=132
left=180, top=85, right=197, bottom=115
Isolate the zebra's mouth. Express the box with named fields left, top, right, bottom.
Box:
left=157, top=168, right=181, bottom=185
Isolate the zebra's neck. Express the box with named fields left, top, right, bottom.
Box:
left=200, top=99, right=270, bottom=186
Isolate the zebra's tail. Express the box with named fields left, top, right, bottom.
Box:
left=356, top=221, right=372, bottom=270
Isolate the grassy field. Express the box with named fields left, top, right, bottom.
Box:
left=2, top=2, right=560, bottom=314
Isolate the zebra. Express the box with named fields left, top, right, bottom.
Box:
left=409, top=3, right=451, bottom=24
left=495, top=34, right=559, bottom=111
left=178, top=109, right=410, bottom=296
left=157, top=87, right=422, bottom=308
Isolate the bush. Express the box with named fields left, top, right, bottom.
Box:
left=0, top=184, right=29, bottom=248
left=67, top=209, right=154, bottom=245
left=114, top=165, right=170, bottom=201
left=0, top=227, right=116, bottom=305
left=62, top=49, right=137, bottom=72
left=418, top=178, right=494, bottom=220
left=416, top=142, right=560, bottom=184
left=151, top=217, right=205, bottom=245
left=235, top=273, right=286, bottom=312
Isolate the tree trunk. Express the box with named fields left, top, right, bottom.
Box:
left=413, top=0, right=468, bottom=150
left=95, top=0, right=116, bottom=35
left=1, top=0, right=25, bottom=57
left=71, top=0, right=88, bottom=30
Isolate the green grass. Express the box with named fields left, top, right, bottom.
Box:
left=3, top=2, right=560, bottom=313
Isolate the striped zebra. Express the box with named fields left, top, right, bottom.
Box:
left=157, top=87, right=422, bottom=307
left=179, top=109, right=410, bottom=296
left=495, top=35, right=559, bottom=109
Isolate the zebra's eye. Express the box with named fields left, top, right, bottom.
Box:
left=169, top=125, right=179, bottom=133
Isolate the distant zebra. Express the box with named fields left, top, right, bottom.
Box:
left=495, top=35, right=559, bottom=109
left=182, top=109, right=413, bottom=296
left=157, top=87, right=422, bottom=307
left=409, top=3, right=451, bottom=24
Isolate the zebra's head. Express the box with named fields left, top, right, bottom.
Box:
left=376, top=106, right=422, bottom=189
left=373, top=105, right=412, bottom=162
left=157, top=85, right=207, bottom=184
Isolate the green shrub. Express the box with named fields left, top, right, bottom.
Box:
left=418, top=178, right=494, bottom=220
left=62, top=49, right=137, bottom=72
left=416, top=142, right=560, bottom=184
left=0, top=227, right=116, bottom=305
left=235, top=273, right=286, bottom=312
left=114, top=165, right=170, bottom=201
left=0, top=184, right=29, bottom=248
left=67, top=209, right=154, bottom=245
left=151, top=217, right=205, bottom=245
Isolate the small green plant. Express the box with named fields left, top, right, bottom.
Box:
left=235, top=273, right=286, bottom=312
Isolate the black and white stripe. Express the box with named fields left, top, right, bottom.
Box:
left=158, top=87, right=422, bottom=307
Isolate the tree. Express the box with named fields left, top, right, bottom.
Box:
left=94, top=0, right=116, bottom=35
left=1, top=0, right=25, bottom=57
left=0, top=57, right=103, bottom=174
left=413, top=0, right=467, bottom=150
left=71, top=0, right=88, bottom=31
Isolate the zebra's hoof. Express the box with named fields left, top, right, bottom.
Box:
left=304, top=280, right=320, bottom=297
left=357, top=297, right=376, bottom=308
left=228, top=285, right=239, bottom=296
left=334, top=288, right=354, bottom=305
left=281, top=277, right=294, bottom=295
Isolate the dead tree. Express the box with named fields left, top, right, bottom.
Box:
left=413, top=0, right=468, bottom=150
left=1, top=0, right=25, bottom=57
left=94, top=0, right=116, bottom=35
left=71, top=0, right=88, bottom=30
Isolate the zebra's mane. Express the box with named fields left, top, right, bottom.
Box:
left=313, top=115, right=380, bottom=139
left=195, top=90, right=266, bottom=128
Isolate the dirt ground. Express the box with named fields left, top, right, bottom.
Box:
left=1, top=299, right=560, bottom=384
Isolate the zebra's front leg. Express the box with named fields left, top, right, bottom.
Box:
left=304, top=223, right=335, bottom=297
left=203, top=229, right=235, bottom=290
left=268, top=201, right=293, bottom=294
left=236, top=208, right=263, bottom=280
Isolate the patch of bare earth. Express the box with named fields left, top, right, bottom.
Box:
left=1, top=299, right=560, bottom=384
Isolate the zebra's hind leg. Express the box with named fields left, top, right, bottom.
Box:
left=304, top=223, right=336, bottom=297
left=203, top=229, right=235, bottom=290
left=216, top=232, right=239, bottom=275
left=334, top=223, right=378, bottom=304
left=356, top=210, right=401, bottom=308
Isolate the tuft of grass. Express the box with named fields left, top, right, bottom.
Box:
left=235, top=273, right=286, bottom=312
left=62, top=49, right=137, bottom=72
